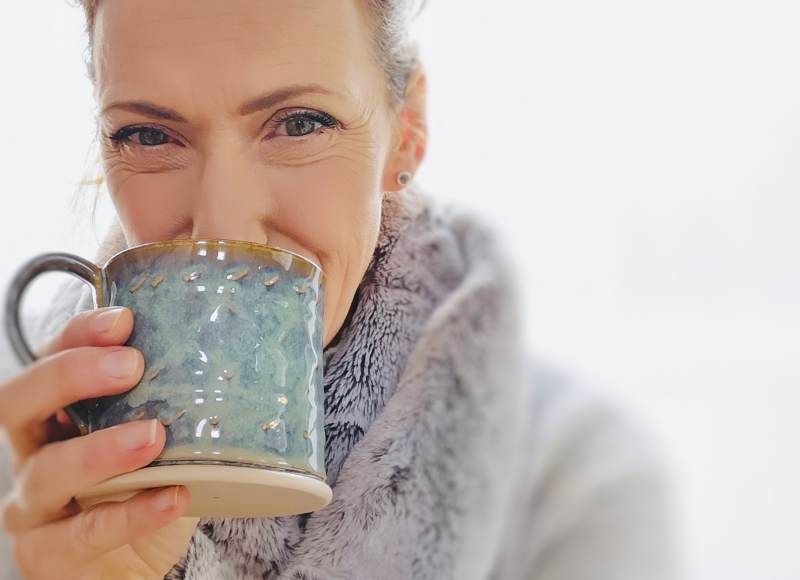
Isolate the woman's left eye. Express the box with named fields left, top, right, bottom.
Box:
left=270, top=110, right=339, bottom=138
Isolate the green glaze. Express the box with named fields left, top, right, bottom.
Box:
left=88, top=240, right=326, bottom=480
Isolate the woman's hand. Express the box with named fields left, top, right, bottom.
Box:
left=0, top=306, right=199, bottom=579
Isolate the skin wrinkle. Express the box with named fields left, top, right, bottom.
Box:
left=92, top=0, right=427, bottom=348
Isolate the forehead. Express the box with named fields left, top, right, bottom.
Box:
left=93, top=0, right=378, bottom=110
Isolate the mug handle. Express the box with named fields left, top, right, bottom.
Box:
left=3, top=253, right=107, bottom=436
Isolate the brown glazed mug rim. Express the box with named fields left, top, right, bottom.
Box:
left=103, top=238, right=325, bottom=280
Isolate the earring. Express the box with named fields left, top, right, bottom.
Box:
left=397, top=171, right=412, bottom=186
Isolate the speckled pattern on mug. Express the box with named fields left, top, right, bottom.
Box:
left=89, top=240, right=326, bottom=480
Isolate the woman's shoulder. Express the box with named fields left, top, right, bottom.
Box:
left=524, top=356, right=670, bottom=470
left=522, top=354, right=676, bottom=514
left=499, top=355, right=681, bottom=580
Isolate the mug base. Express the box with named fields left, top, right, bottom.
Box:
left=74, top=464, right=333, bottom=517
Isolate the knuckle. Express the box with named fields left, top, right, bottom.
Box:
left=120, top=499, right=135, bottom=535
left=18, top=438, right=86, bottom=521
left=73, top=504, right=109, bottom=554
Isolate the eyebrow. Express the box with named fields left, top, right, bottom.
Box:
left=100, top=84, right=337, bottom=122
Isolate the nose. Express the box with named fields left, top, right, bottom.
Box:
left=190, top=143, right=274, bottom=245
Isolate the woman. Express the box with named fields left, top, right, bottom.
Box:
left=0, top=0, right=678, bottom=578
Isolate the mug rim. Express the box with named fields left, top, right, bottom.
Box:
left=104, top=238, right=325, bottom=278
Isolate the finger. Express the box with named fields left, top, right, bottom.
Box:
left=1, top=418, right=165, bottom=533
left=55, top=408, right=72, bottom=426
left=0, top=344, right=145, bottom=434
left=35, top=306, right=134, bottom=359
left=47, top=409, right=79, bottom=441
left=13, top=485, right=189, bottom=579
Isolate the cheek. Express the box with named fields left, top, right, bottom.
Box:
left=106, top=169, right=193, bottom=244
left=269, top=156, right=383, bottom=338
left=268, top=153, right=383, bottom=261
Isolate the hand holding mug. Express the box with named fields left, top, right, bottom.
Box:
left=3, top=239, right=331, bottom=519
left=0, top=306, right=197, bottom=579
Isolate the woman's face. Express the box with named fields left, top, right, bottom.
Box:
left=92, top=0, right=426, bottom=347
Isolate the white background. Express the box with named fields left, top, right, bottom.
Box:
left=1, top=2, right=799, bottom=579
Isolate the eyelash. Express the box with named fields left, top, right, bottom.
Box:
left=104, top=109, right=340, bottom=149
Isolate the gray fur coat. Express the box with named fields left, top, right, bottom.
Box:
left=0, top=186, right=679, bottom=579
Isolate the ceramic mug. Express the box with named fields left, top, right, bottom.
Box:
left=3, top=239, right=331, bottom=517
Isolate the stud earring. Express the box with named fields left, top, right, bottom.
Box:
left=397, top=171, right=412, bottom=186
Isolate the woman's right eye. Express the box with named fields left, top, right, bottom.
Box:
left=107, top=126, right=174, bottom=147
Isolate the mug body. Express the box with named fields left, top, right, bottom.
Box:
left=96, top=239, right=326, bottom=481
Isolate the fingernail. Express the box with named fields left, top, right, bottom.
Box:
left=115, top=418, right=158, bottom=451
left=153, top=486, right=178, bottom=512
left=92, top=307, right=126, bottom=335
left=101, top=348, right=139, bottom=378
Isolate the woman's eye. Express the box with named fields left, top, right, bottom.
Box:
left=107, top=126, right=172, bottom=147
left=272, top=111, right=339, bottom=139
left=284, top=116, right=317, bottom=137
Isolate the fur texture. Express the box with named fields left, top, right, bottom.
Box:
left=165, top=185, right=529, bottom=579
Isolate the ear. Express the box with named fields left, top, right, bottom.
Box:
left=381, top=61, right=428, bottom=192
